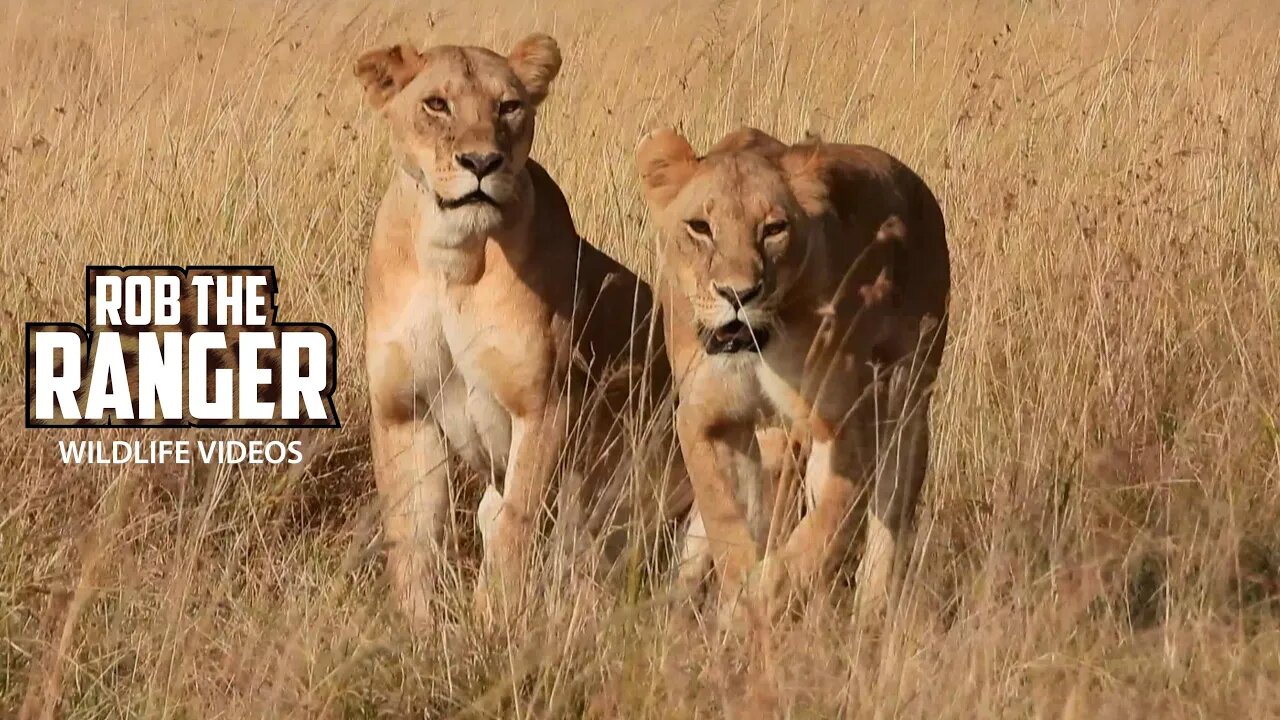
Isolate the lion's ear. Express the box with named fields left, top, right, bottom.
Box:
left=354, top=44, right=425, bottom=109
left=636, top=129, right=698, bottom=210
left=779, top=146, right=829, bottom=217
left=508, top=34, right=561, bottom=105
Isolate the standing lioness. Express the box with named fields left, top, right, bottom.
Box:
left=356, top=35, right=671, bottom=620
left=636, top=127, right=949, bottom=620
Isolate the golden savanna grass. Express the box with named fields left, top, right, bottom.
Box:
left=3, top=0, right=1280, bottom=716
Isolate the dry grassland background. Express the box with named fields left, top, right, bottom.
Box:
left=2, top=0, right=1280, bottom=716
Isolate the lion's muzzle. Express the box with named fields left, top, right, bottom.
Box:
left=438, top=189, right=499, bottom=209
left=700, top=319, right=771, bottom=354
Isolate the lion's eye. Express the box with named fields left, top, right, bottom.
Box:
left=498, top=99, right=523, bottom=116
left=685, top=219, right=712, bottom=238
left=423, top=96, right=449, bottom=114
left=762, top=220, right=789, bottom=238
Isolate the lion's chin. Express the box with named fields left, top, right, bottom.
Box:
left=451, top=201, right=504, bottom=230
left=424, top=202, right=505, bottom=248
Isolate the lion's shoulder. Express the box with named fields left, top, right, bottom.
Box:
left=525, top=159, right=577, bottom=239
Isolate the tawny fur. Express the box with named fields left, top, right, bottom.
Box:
left=636, top=126, right=950, bottom=621
left=357, top=35, right=683, bottom=621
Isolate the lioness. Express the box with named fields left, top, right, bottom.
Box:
left=636, top=127, right=949, bottom=619
left=355, top=35, right=674, bottom=620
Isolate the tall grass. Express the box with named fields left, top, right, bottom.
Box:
left=3, top=0, right=1280, bottom=716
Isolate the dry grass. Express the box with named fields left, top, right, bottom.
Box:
left=3, top=0, right=1280, bottom=716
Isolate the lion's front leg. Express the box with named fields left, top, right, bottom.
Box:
left=370, top=406, right=452, bottom=626
left=675, top=407, right=765, bottom=614
left=474, top=403, right=568, bottom=619
left=761, top=415, right=876, bottom=618
left=673, top=504, right=713, bottom=602
left=367, top=334, right=455, bottom=627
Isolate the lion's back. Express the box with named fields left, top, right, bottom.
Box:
left=525, top=160, right=672, bottom=396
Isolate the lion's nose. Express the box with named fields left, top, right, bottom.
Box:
left=715, top=282, right=764, bottom=309
left=456, top=152, right=505, bottom=178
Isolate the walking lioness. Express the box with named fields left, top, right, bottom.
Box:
left=636, top=127, right=949, bottom=620
left=355, top=35, right=673, bottom=620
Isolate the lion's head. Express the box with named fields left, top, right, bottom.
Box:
left=355, top=34, right=562, bottom=243
left=636, top=127, right=828, bottom=355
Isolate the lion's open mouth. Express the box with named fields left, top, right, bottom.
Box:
left=438, top=190, right=498, bottom=209
left=700, top=320, right=771, bottom=355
